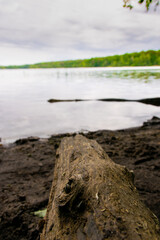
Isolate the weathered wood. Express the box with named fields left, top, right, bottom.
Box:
left=41, top=135, right=160, bottom=240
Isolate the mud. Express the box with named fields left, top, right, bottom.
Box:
left=0, top=116, right=160, bottom=240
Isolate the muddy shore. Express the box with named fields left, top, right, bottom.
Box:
left=0, top=116, right=160, bottom=240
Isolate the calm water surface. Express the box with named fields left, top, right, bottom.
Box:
left=0, top=67, right=160, bottom=143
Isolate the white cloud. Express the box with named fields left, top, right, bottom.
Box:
left=0, top=0, right=159, bottom=65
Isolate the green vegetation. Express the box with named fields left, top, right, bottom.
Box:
left=102, top=70, right=160, bottom=81
left=123, top=0, right=159, bottom=11
left=32, top=208, right=47, bottom=218
left=0, top=50, right=160, bottom=69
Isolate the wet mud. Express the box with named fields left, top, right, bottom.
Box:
left=0, top=117, right=160, bottom=240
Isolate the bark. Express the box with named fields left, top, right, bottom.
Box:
left=41, top=135, right=160, bottom=240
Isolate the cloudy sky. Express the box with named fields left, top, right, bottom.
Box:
left=0, top=0, right=159, bottom=65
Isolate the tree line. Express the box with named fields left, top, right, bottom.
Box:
left=0, top=50, right=160, bottom=69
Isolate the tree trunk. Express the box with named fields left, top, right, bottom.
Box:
left=41, top=135, right=160, bottom=240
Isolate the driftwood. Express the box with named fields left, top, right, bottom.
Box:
left=41, top=135, right=160, bottom=240
left=47, top=97, right=160, bottom=106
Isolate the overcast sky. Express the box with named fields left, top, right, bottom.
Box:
left=0, top=0, right=159, bottom=65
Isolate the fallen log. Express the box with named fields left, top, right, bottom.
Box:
left=41, top=135, right=160, bottom=240
left=47, top=97, right=160, bottom=106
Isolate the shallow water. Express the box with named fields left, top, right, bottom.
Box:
left=0, top=67, right=160, bottom=143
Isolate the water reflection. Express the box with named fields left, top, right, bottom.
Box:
left=0, top=67, right=160, bottom=143
left=1, top=101, right=160, bottom=143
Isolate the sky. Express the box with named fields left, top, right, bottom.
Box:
left=0, top=0, right=159, bottom=65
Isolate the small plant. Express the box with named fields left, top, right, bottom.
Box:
left=32, top=209, right=47, bottom=218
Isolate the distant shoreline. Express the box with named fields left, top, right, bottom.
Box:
left=0, top=66, right=160, bottom=70
left=0, top=50, right=159, bottom=69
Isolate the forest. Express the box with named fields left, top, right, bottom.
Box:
left=0, top=50, right=160, bottom=69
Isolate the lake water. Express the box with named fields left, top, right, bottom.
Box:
left=0, top=67, right=160, bottom=143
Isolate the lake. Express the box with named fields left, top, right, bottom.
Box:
left=0, top=67, right=160, bottom=143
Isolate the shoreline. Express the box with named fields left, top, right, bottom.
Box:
left=0, top=116, right=160, bottom=239
left=1, top=113, right=160, bottom=146
left=1, top=65, right=160, bottom=70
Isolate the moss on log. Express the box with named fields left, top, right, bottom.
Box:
left=41, top=135, right=160, bottom=240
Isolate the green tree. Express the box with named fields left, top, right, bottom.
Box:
left=123, top=0, right=159, bottom=11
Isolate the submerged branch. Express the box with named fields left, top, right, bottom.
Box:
left=47, top=97, right=160, bottom=107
